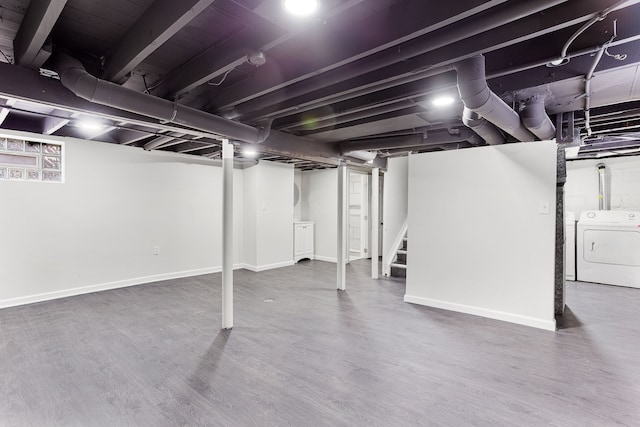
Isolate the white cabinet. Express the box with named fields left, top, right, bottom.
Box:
left=294, top=221, right=314, bottom=262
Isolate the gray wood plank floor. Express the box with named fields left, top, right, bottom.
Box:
left=1, top=260, right=639, bottom=426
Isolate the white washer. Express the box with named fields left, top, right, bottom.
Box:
left=565, top=211, right=576, bottom=281
left=577, top=210, right=640, bottom=288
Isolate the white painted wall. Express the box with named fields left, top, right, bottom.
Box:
left=256, top=161, right=294, bottom=268
left=382, top=156, right=408, bottom=267
left=405, top=142, right=558, bottom=331
left=242, top=165, right=258, bottom=268
left=242, top=161, right=294, bottom=271
left=302, top=168, right=338, bottom=262
left=294, top=169, right=302, bottom=221
left=0, top=134, right=244, bottom=308
left=566, top=156, right=640, bottom=218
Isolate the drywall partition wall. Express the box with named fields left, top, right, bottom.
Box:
left=302, top=168, right=338, bottom=262
left=405, top=141, right=558, bottom=331
left=566, top=156, right=640, bottom=218
left=0, top=132, right=244, bottom=308
left=382, top=156, right=408, bottom=267
left=242, top=161, right=295, bottom=271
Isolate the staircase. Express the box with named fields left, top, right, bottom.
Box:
left=390, top=234, right=407, bottom=278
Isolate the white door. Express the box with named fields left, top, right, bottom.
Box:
left=347, top=171, right=371, bottom=260
left=361, top=174, right=370, bottom=259
left=349, top=172, right=362, bottom=258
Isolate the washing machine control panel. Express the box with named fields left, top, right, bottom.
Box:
left=579, top=210, right=640, bottom=225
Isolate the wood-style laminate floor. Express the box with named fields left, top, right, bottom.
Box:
left=1, top=260, right=639, bottom=426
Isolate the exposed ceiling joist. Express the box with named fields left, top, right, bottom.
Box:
left=235, top=0, right=632, bottom=123
left=143, top=133, right=187, bottom=150
left=102, top=0, right=216, bottom=83
left=206, top=0, right=508, bottom=112
left=0, top=109, right=10, bottom=126
left=42, top=116, right=69, bottom=134
left=153, top=0, right=370, bottom=99
left=116, top=129, right=151, bottom=145
left=209, top=0, right=562, bottom=116
left=154, top=26, right=285, bottom=98
left=13, top=0, right=67, bottom=69
left=178, top=143, right=219, bottom=153
left=0, top=98, right=16, bottom=126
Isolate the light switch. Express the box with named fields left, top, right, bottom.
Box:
left=538, top=200, right=550, bottom=215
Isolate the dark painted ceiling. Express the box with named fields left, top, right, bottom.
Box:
left=1, top=0, right=640, bottom=167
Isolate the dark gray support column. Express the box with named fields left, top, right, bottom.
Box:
left=555, top=147, right=567, bottom=316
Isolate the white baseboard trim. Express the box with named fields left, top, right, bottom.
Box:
left=240, top=260, right=295, bottom=272
left=0, top=265, right=251, bottom=310
left=403, top=294, right=556, bottom=331
left=314, top=255, right=337, bottom=263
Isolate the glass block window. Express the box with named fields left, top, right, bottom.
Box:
left=0, top=136, right=63, bottom=183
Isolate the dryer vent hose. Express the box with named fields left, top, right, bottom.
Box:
left=597, top=164, right=608, bottom=210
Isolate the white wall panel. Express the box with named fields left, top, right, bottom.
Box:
left=405, top=142, right=557, bottom=330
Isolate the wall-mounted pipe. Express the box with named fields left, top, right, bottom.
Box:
left=462, top=107, right=506, bottom=145
left=597, top=163, right=609, bottom=210
left=521, top=97, right=556, bottom=140
left=454, top=55, right=536, bottom=142
left=584, top=47, right=606, bottom=136
left=52, top=53, right=264, bottom=144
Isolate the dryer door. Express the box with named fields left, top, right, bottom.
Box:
left=583, top=229, right=640, bottom=266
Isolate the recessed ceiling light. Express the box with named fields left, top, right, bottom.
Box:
left=77, top=121, right=106, bottom=131
left=432, top=95, right=456, bottom=107
left=282, top=0, right=319, bottom=16
left=243, top=148, right=258, bottom=158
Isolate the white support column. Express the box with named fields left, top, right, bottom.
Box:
left=371, top=168, right=380, bottom=279
left=221, top=140, right=234, bottom=329
left=337, top=163, right=347, bottom=290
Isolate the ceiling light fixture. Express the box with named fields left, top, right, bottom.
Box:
left=432, top=95, right=456, bottom=107
left=77, top=120, right=106, bottom=131
left=282, top=0, right=319, bottom=16
left=243, top=148, right=258, bottom=158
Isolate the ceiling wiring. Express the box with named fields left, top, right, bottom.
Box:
left=208, top=69, right=234, bottom=86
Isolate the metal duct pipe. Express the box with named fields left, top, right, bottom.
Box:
left=454, top=55, right=536, bottom=142
left=597, top=163, right=609, bottom=210
left=52, top=53, right=264, bottom=144
left=340, top=128, right=479, bottom=152
left=521, top=97, right=556, bottom=140
left=462, top=107, right=506, bottom=145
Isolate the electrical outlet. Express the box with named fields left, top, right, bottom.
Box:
left=153, top=246, right=160, bottom=255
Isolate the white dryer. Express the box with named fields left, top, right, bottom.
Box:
left=565, top=211, right=576, bottom=281
left=577, top=210, right=640, bottom=288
